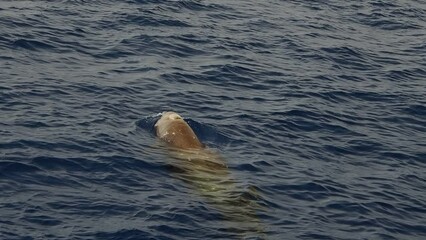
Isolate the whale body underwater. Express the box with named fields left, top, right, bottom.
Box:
left=154, top=111, right=265, bottom=237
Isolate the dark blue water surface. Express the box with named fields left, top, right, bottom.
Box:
left=1, top=0, right=426, bottom=239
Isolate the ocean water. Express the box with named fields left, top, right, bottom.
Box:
left=1, top=0, right=425, bottom=239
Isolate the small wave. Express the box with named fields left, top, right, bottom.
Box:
left=321, top=46, right=377, bottom=70
left=23, top=215, right=62, bottom=226
left=125, top=14, right=191, bottom=27
left=354, top=11, right=423, bottom=30
left=12, top=39, right=55, bottom=51
left=0, top=161, right=42, bottom=173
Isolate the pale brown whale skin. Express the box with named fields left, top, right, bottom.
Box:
left=154, top=111, right=203, bottom=149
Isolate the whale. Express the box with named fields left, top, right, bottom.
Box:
left=154, top=111, right=265, bottom=238
left=154, top=111, right=229, bottom=187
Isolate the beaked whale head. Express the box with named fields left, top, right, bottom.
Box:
left=154, top=111, right=203, bottom=149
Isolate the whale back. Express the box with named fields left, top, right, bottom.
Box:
left=155, top=112, right=203, bottom=149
